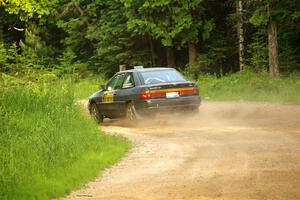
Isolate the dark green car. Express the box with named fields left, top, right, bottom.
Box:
left=88, top=67, right=201, bottom=123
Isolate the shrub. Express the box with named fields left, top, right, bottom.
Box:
left=196, top=69, right=300, bottom=103
left=0, top=83, right=130, bottom=199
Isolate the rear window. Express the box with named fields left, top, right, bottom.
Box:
left=140, top=69, right=186, bottom=85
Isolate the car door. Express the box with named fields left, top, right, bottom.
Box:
left=99, top=73, right=126, bottom=117
left=114, top=72, right=136, bottom=116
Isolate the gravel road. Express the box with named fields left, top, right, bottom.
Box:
left=62, top=101, right=300, bottom=200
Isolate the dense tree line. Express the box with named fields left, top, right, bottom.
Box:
left=0, top=0, right=299, bottom=78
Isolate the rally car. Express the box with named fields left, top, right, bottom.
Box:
left=88, top=67, right=201, bottom=123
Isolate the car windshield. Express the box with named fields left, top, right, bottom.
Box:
left=140, top=69, right=187, bottom=85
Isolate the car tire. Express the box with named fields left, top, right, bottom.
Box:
left=90, top=103, right=104, bottom=124
left=126, top=102, right=137, bottom=121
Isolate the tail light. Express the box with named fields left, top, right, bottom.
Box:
left=150, top=91, right=166, bottom=98
left=140, top=86, right=200, bottom=100
left=179, top=86, right=199, bottom=96
left=139, top=88, right=166, bottom=100
left=193, top=86, right=199, bottom=95
left=139, top=88, right=151, bottom=100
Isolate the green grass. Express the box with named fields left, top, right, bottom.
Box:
left=195, top=70, right=300, bottom=104
left=74, top=76, right=105, bottom=99
left=0, top=83, right=131, bottom=200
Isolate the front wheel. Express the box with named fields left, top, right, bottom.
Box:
left=90, top=103, right=103, bottom=124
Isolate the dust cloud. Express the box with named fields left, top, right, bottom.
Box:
left=64, top=101, right=300, bottom=200
left=103, top=101, right=300, bottom=136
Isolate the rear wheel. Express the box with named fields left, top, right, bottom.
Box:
left=126, top=102, right=137, bottom=121
left=90, top=103, right=103, bottom=124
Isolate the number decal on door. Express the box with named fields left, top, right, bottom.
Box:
left=102, top=91, right=115, bottom=103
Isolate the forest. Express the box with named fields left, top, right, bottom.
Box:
left=0, top=0, right=300, bottom=80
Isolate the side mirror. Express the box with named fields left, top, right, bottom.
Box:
left=100, top=84, right=106, bottom=90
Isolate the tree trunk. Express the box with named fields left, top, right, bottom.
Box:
left=236, top=0, right=244, bottom=71
left=166, top=47, right=175, bottom=68
left=268, top=19, right=279, bottom=77
left=188, top=42, right=197, bottom=65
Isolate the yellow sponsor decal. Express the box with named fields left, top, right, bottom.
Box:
left=102, top=91, right=115, bottom=103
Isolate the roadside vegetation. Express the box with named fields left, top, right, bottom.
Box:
left=195, top=70, right=300, bottom=104
left=74, top=76, right=105, bottom=99
left=0, top=81, right=131, bottom=200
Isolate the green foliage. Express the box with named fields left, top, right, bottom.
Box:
left=56, top=16, right=92, bottom=62
left=1, top=0, right=300, bottom=81
left=196, top=69, right=300, bottom=103
left=0, top=83, right=130, bottom=199
left=54, top=49, right=89, bottom=78
left=249, top=6, right=269, bottom=27
left=247, top=0, right=300, bottom=73
left=85, top=0, right=135, bottom=74
left=185, top=54, right=212, bottom=79
left=202, top=19, right=215, bottom=41
left=0, top=41, right=60, bottom=86
left=74, top=75, right=106, bottom=99
left=2, top=0, right=300, bottom=76
left=247, top=31, right=268, bottom=70
left=123, top=0, right=204, bottom=48
left=0, top=42, right=24, bottom=75
left=0, top=0, right=59, bottom=22
left=185, top=35, right=230, bottom=78
left=292, top=11, right=300, bottom=19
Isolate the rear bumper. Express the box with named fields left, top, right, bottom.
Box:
left=135, top=95, right=201, bottom=116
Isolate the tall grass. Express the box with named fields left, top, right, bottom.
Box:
left=195, top=70, right=300, bottom=104
left=74, top=76, right=105, bottom=99
left=0, top=83, right=130, bottom=199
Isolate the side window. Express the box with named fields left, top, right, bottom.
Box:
left=122, top=73, right=135, bottom=89
left=106, top=73, right=126, bottom=90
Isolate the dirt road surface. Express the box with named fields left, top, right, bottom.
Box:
left=63, top=101, right=300, bottom=200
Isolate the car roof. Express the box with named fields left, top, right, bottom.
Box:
left=118, top=67, right=175, bottom=73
